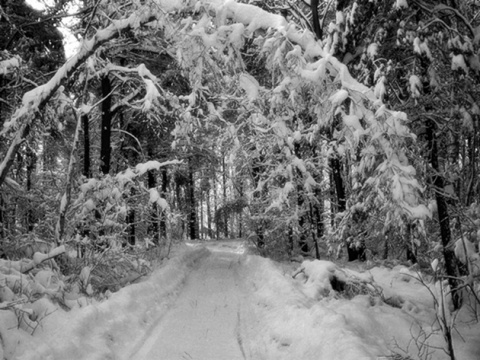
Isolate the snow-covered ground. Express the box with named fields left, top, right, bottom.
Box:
left=2, top=240, right=480, bottom=359
left=129, top=245, right=246, bottom=359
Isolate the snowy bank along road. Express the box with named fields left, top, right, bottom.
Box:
left=14, top=239, right=480, bottom=360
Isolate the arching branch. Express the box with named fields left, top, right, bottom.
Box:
left=0, top=9, right=157, bottom=187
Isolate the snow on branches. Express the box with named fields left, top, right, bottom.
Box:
left=207, top=1, right=428, bottom=220
left=159, top=0, right=429, bottom=223
left=0, top=0, right=431, bottom=240
left=73, top=160, right=181, bottom=239
left=0, top=54, right=21, bottom=76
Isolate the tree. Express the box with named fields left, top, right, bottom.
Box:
left=307, top=0, right=480, bottom=308
left=0, top=0, right=444, bottom=268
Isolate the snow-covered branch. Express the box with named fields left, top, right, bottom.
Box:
left=0, top=55, right=22, bottom=76
left=0, top=245, right=66, bottom=274
left=55, top=109, right=83, bottom=245
left=0, top=5, right=160, bottom=187
left=217, top=1, right=375, bottom=100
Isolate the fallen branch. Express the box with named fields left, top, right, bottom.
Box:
left=0, top=298, right=26, bottom=310
left=21, top=245, right=66, bottom=274
left=292, top=267, right=305, bottom=278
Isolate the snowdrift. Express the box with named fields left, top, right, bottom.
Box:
left=238, top=256, right=480, bottom=360
left=2, top=245, right=209, bottom=360
left=2, top=243, right=479, bottom=360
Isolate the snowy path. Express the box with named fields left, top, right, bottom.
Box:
left=129, top=243, right=247, bottom=360
left=15, top=240, right=480, bottom=360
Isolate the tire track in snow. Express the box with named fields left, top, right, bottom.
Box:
left=235, top=310, right=247, bottom=360
left=129, top=249, right=247, bottom=360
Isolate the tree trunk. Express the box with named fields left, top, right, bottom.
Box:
left=313, top=187, right=324, bottom=259
left=251, top=155, right=265, bottom=249
left=0, top=123, right=30, bottom=187
left=55, top=110, right=82, bottom=245
left=294, top=142, right=309, bottom=253
left=188, top=160, right=197, bottom=240
left=310, top=0, right=322, bottom=40
left=310, top=203, right=321, bottom=259
left=330, top=157, right=346, bottom=213
left=0, top=194, right=5, bottom=239
left=383, top=238, right=389, bottom=259
left=126, top=193, right=136, bottom=247
left=147, top=169, right=159, bottom=245
left=207, top=182, right=212, bottom=239
left=314, top=188, right=324, bottom=239
left=222, top=156, right=228, bottom=238
left=238, top=183, right=243, bottom=238
left=82, top=114, right=91, bottom=178
left=288, top=226, right=294, bottom=256
left=200, top=194, right=204, bottom=240
left=214, top=170, right=219, bottom=239
left=465, top=129, right=477, bottom=206
left=175, top=178, right=181, bottom=235
left=405, top=222, right=418, bottom=264
left=329, top=172, right=336, bottom=227
left=160, top=167, right=168, bottom=239
left=426, top=118, right=461, bottom=310
left=100, top=75, right=112, bottom=175
left=26, top=146, right=36, bottom=232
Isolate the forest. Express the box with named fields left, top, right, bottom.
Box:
left=0, top=0, right=480, bottom=358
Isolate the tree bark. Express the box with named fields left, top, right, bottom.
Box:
left=310, top=0, right=322, bottom=40
left=207, top=180, right=212, bottom=239
left=188, top=160, right=197, bottom=240
left=147, top=169, right=159, bottom=245
left=251, top=153, right=265, bottom=249
left=313, top=187, right=324, bottom=259
left=309, top=203, right=320, bottom=259
left=82, top=114, right=91, bottom=178
left=213, top=168, right=219, bottom=239
left=314, top=188, right=324, bottom=239
left=405, top=222, right=418, bottom=264
left=100, top=75, right=112, bottom=175
left=126, top=190, right=136, bottom=246
left=26, top=146, right=36, bottom=232
left=222, top=156, right=228, bottom=238
left=0, top=194, right=5, bottom=239
left=238, top=182, right=243, bottom=238
left=465, top=128, right=477, bottom=206
left=0, top=123, right=30, bottom=187
left=426, top=118, right=461, bottom=310
left=288, top=226, right=294, bottom=256
left=199, top=193, right=204, bottom=239
left=330, top=157, right=346, bottom=213
left=160, top=167, right=168, bottom=239
left=55, top=109, right=82, bottom=245
left=294, top=144, right=309, bottom=253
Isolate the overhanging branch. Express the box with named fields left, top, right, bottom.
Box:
left=0, top=8, right=158, bottom=187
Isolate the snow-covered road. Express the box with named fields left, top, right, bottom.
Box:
left=13, top=240, right=480, bottom=360
left=130, top=246, right=246, bottom=360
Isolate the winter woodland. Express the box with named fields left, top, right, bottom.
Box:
left=0, top=0, right=480, bottom=359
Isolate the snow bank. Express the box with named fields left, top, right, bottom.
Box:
left=15, top=245, right=210, bottom=360
left=237, top=256, right=472, bottom=360
left=238, top=256, right=387, bottom=359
